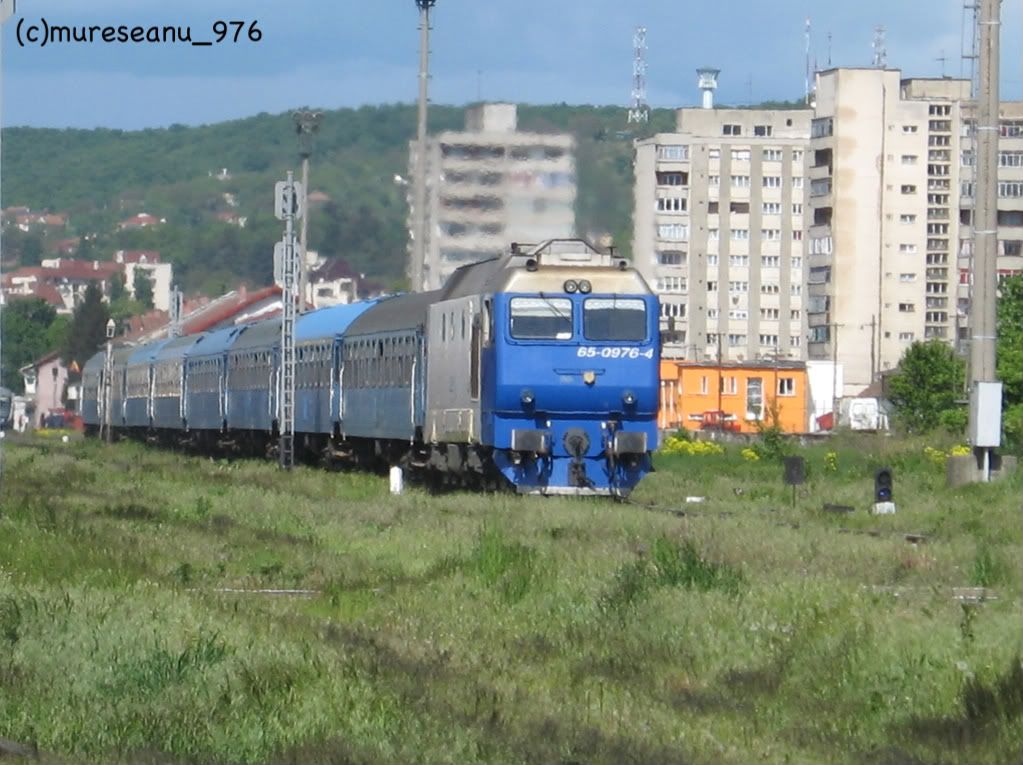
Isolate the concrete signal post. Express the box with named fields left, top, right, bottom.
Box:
left=0, top=0, right=14, bottom=486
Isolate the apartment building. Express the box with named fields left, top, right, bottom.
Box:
left=633, top=108, right=812, bottom=361
left=804, top=69, right=1023, bottom=394
left=959, top=101, right=1023, bottom=340
left=409, top=103, right=576, bottom=291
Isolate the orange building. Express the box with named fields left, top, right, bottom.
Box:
left=659, top=360, right=810, bottom=434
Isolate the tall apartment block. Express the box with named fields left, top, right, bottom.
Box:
left=959, top=101, right=1023, bottom=338
left=808, top=68, right=1023, bottom=395
left=633, top=106, right=811, bottom=362
left=409, top=103, right=576, bottom=291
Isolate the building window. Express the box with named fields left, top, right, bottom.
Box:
left=902, top=124, right=919, bottom=134
left=657, top=223, right=689, bottom=241
left=791, top=284, right=801, bottom=295
left=791, top=177, right=804, bottom=189
left=762, top=202, right=782, bottom=214
left=731, top=175, right=751, bottom=188
left=657, top=144, right=689, bottom=160
left=762, top=148, right=783, bottom=161
left=762, top=256, right=780, bottom=268
left=723, top=124, right=742, bottom=136
left=792, top=230, right=803, bottom=241
left=811, top=117, right=833, bottom=138
left=792, top=203, right=803, bottom=215
left=746, top=377, right=764, bottom=419
left=720, top=375, right=738, bottom=394
left=657, top=197, right=687, bottom=212
left=901, top=154, right=918, bottom=165
left=899, top=331, right=915, bottom=341
left=901, top=184, right=917, bottom=194
left=728, top=309, right=748, bottom=320
left=762, top=229, right=781, bottom=241
left=900, top=214, right=917, bottom=224
left=761, top=307, right=780, bottom=319
left=729, top=255, right=749, bottom=267
left=707, top=281, right=718, bottom=292
left=700, top=375, right=709, bottom=394
left=759, top=334, right=779, bottom=347
left=656, top=171, right=688, bottom=186
left=708, top=175, right=720, bottom=187
left=707, top=254, right=719, bottom=265
left=656, top=276, right=687, bottom=294
left=754, top=125, right=774, bottom=137
left=899, top=243, right=918, bottom=254
left=761, top=283, right=780, bottom=295
left=731, top=229, right=750, bottom=241
left=898, top=302, right=915, bottom=313
left=792, top=150, right=804, bottom=162
left=730, top=149, right=751, bottom=162
left=707, top=309, right=719, bottom=319
left=658, top=250, right=686, bottom=266
left=763, top=176, right=782, bottom=188
left=778, top=377, right=796, bottom=396
left=708, top=229, right=720, bottom=241
left=790, top=335, right=801, bottom=348
left=790, top=309, right=801, bottom=320
left=708, top=148, right=721, bottom=160
left=728, top=281, right=749, bottom=293
left=727, top=334, right=746, bottom=347
left=899, top=273, right=917, bottom=282
left=792, top=257, right=802, bottom=268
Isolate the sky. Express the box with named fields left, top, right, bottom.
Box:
left=2, top=0, right=1022, bottom=129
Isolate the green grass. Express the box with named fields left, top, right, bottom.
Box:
left=0, top=433, right=1020, bottom=764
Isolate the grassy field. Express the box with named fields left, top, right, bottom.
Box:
left=0, top=433, right=1020, bottom=764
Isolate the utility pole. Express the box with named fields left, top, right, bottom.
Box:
left=103, top=319, right=115, bottom=444
left=168, top=285, right=183, bottom=338
left=967, top=0, right=1002, bottom=480
left=410, top=0, right=436, bottom=293
left=0, top=0, right=17, bottom=485
left=274, top=172, right=303, bottom=470
left=293, top=110, right=321, bottom=312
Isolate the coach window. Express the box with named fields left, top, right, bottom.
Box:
left=509, top=297, right=573, bottom=339
left=583, top=298, right=647, bottom=341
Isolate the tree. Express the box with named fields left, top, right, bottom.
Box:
left=0, top=298, right=58, bottom=392
left=61, top=283, right=110, bottom=379
left=888, top=340, right=966, bottom=433
left=109, top=271, right=126, bottom=302
left=133, top=268, right=154, bottom=309
left=997, top=275, right=1023, bottom=446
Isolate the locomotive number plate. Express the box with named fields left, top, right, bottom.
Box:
left=576, top=347, right=654, bottom=360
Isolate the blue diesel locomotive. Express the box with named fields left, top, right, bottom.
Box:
left=82, top=239, right=660, bottom=495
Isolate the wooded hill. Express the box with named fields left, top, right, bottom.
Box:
left=4, top=104, right=684, bottom=295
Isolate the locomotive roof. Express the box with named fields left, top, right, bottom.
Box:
left=295, top=300, right=380, bottom=342
left=438, top=239, right=651, bottom=300
left=345, top=291, right=442, bottom=335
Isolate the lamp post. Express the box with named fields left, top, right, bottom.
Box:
left=410, top=0, right=437, bottom=292
left=104, top=318, right=115, bottom=444
left=293, top=110, right=321, bottom=312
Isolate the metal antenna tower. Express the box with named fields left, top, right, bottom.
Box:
left=627, top=26, right=649, bottom=124
left=871, top=25, right=887, bottom=68
left=274, top=172, right=303, bottom=470
left=960, top=1, right=980, bottom=97
left=409, top=0, right=436, bottom=293
left=804, top=17, right=812, bottom=104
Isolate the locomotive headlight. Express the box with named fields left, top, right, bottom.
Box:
left=622, top=390, right=637, bottom=406
left=563, top=279, right=578, bottom=293
left=577, top=279, right=592, bottom=294
left=520, top=388, right=535, bottom=406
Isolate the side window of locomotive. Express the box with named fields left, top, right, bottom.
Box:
left=583, top=298, right=648, bottom=341
left=509, top=297, right=573, bottom=340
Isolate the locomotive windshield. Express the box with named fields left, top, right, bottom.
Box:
left=509, top=297, right=573, bottom=339
left=583, top=298, right=647, bottom=341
